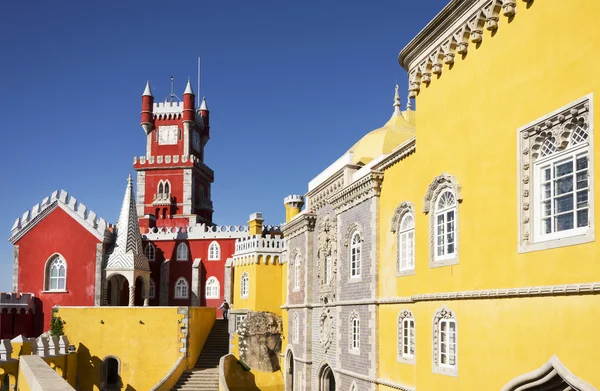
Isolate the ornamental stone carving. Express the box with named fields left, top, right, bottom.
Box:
left=318, top=308, right=334, bottom=353
left=344, top=222, right=363, bottom=247
left=316, top=215, right=337, bottom=304
left=432, top=306, right=456, bottom=369
left=391, top=201, right=415, bottom=233
left=423, top=173, right=462, bottom=214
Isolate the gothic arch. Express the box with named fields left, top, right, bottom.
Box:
left=391, top=201, right=415, bottom=233
left=422, top=173, right=462, bottom=214
left=501, top=355, right=598, bottom=391
left=344, top=222, right=363, bottom=247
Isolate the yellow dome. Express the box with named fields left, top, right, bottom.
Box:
left=349, top=109, right=416, bottom=165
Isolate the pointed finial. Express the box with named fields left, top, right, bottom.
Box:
left=393, top=84, right=402, bottom=116
left=127, top=173, right=133, bottom=186
left=199, top=96, right=208, bottom=111
left=142, top=81, right=153, bottom=97
left=184, top=77, right=194, bottom=95
left=406, top=94, right=412, bottom=110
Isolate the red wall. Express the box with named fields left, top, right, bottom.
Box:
left=143, top=168, right=184, bottom=218
left=16, top=207, right=100, bottom=333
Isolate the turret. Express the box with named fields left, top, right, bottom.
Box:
left=183, top=78, right=195, bottom=123
left=199, top=97, right=209, bottom=127
left=248, top=212, right=264, bottom=235
left=284, top=195, right=304, bottom=222
left=140, top=81, right=154, bottom=135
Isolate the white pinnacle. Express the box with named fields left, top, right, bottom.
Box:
left=199, top=97, right=208, bottom=110
left=142, top=81, right=153, bottom=97
left=393, top=84, right=402, bottom=116
left=184, top=78, right=194, bottom=95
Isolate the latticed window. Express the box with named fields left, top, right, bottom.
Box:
left=350, top=232, right=361, bottom=278
left=398, top=213, right=415, bottom=272
left=149, top=278, right=156, bottom=299
left=177, top=243, right=188, bottom=261
left=439, top=319, right=457, bottom=368
left=434, top=190, right=457, bottom=260
left=144, top=243, right=156, bottom=262
left=205, top=277, right=219, bottom=299
left=48, top=257, right=66, bottom=291
left=174, top=278, right=188, bottom=299
left=240, top=272, right=249, bottom=298
left=208, top=241, right=220, bottom=260
left=293, top=254, right=301, bottom=290
left=350, top=313, right=360, bottom=351
left=535, top=124, right=590, bottom=240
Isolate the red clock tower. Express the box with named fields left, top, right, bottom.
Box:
left=134, top=79, right=213, bottom=230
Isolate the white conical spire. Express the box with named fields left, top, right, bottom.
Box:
left=406, top=94, right=412, bottom=110
left=393, top=84, right=402, bottom=116
left=105, top=174, right=150, bottom=271
left=184, top=78, right=194, bottom=95
left=142, top=81, right=153, bottom=97
left=199, top=96, right=208, bottom=110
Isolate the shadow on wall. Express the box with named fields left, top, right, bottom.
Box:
left=77, top=343, right=137, bottom=391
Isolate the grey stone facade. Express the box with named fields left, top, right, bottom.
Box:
left=282, top=170, right=382, bottom=391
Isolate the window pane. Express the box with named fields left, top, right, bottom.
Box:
left=59, top=267, right=66, bottom=277
left=543, top=167, right=551, bottom=181
left=576, top=155, right=588, bottom=171
left=50, top=278, right=57, bottom=290
left=577, top=209, right=589, bottom=228
left=555, top=213, right=574, bottom=231
left=554, top=176, right=573, bottom=196
left=576, top=171, right=588, bottom=190
left=555, top=161, right=573, bottom=177
left=555, top=195, right=574, bottom=214
left=58, top=278, right=65, bottom=290
left=577, top=191, right=588, bottom=209
left=542, top=218, right=551, bottom=234
left=542, top=182, right=551, bottom=199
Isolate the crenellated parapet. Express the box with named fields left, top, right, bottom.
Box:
left=399, top=0, right=525, bottom=98
left=0, top=292, right=35, bottom=313
left=153, top=101, right=184, bottom=118
left=133, top=155, right=214, bottom=181
left=9, top=190, right=114, bottom=244
left=142, top=223, right=249, bottom=241
left=232, top=234, right=285, bottom=266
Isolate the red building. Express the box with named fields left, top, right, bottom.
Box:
left=8, top=79, right=248, bottom=335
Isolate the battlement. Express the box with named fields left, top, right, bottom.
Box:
left=142, top=223, right=249, bottom=241
left=10, top=190, right=114, bottom=244
left=284, top=194, right=304, bottom=205
left=133, top=155, right=214, bottom=180
left=0, top=292, right=35, bottom=313
left=233, top=234, right=285, bottom=266
left=153, top=101, right=183, bottom=116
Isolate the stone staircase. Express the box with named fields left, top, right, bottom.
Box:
left=172, top=319, right=230, bottom=391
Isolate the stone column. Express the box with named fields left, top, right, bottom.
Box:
left=143, top=275, right=149, bottom=307
left=129, top=285, right=135, bottom=307
left=191, top=259, right=201, bottom=307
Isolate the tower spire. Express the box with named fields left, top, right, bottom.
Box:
left=393, top=84, right=402, bottom=116
left=184, top=77, right=194, bottom=95
left=142, top=81, right=153, bottom=97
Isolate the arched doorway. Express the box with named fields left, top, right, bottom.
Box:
left=1, top=373, right=10, bottom=391
left=106, top=274, right=128, bottom=306
left=134, top=277, right=144, bottom=307
left=285, top=350, right=294, bottom=391
left=318, top=363, right=335, bottom=391
left=101, top=356, right=121, bottom=391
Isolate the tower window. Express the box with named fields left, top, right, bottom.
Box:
left=174, top=278, right=189, bottom=299
left=240, top=272, right=249, bottom=299
left=46, top=255, right=67, bottom=291
left=177, top=243, right=188, bottom=261
left=205, top=276, right=220, bottom=299
left=144, top=243, right=156, bottom=262
left=208, top=241, right=221, bottom=260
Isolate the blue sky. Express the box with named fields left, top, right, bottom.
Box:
left=0, top=0, right=445, bottom=291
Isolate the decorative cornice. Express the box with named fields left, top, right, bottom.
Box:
left=329, top=171, right=384, bottom=214
left=307, top=169, right=346, bottom=212
left=281, top=212, right=317, bottom=239
left=374, top=138, right=416, bottom=172
left=399, top=0, right=524, bottom=97
left=9, top=190, right=114, bottom=244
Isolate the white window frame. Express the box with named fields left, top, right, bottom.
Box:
left=292, top=313, right=299, bottom=343
left=45, top=255, right=67, bottom=292
left=434, top=189, right=457, bottom=262
left=438, top=319, right=457, bottom=369
left=518, top=94, right=594, bottom=252
left=432, top=306, right=458, bottom=377
left=208, top=241, right=221, bottom=261
left=240, top=272, right=249, bottom=299
left=293, top=253, right=301, bottom=292
left=149, top=278, right=156, bottom=299
left=349, top=311, right=360, bottom=355
left=174, top=277, right=189, bottom=299
left=205, top=276, right=220, bottom=299
left=397, top=310, right=415, bottom=364
left=144, top=243, right=156, bottom=262
left=398, top=213, right=415, bottom=273
left=349, top=232, right=361, bottom=279
left=176, top=243, right=188, bottom=261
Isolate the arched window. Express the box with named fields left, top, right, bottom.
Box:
left=208, top=241, right=221, bottom=260
left=144, top=243, right=156, bottom=262
left=292, top=312, right=299, bottom=343
left=240, top=272, right=249, bottom=299
left=349, top=311, right=360, bottom=353
left=293, top=253, right=301, bottom=291
left=46, top=256, right=67, bottom=291
left=174, top=278, right=189, bottom=299
left=205, top=277, right=220, bottom=299
left=433, top=307, right=458, bottom=376
left=158, top=181, right=164, bottom=196
left=434, top=189, right=457, bottom=261
left=164, top=181, right=170, bottom=195
left=398, top=310, right=415, bottom=363
left=350, top=232, right=361, bottom=278
left=398, top=213, right=415, bottom=272
left=149, top=278, right=156, bottom=299
left=176, top=243, right=188, bottom=261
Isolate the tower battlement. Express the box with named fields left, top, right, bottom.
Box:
left=153, top=101, right=184, bottom=115
left=0, top=292, right=35, bottom=313
left=133, top=155, right=214, bottom=180
left=142, top=223, right=249, bottom=241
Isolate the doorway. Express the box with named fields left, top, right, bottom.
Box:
left=318, top=364, right=335, bottom=391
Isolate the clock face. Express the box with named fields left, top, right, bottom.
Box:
left=192, top=132, right=201, bottom=151
left=158, top=125, right=178, bottom=145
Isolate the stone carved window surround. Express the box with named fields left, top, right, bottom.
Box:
left=316, top=215, right=337, bottom=304
left=344, top=222, right=363, bottom=283
left=432, top=306, right=458, bottom=377
left=397, top=309, right=416, bottom=364
left=423, top=174, right=462, bottom=268
left=176, top=242, right=189, bottom=261
left=174, top=277, right=189, bottom=299
left=292, top=251, right=302, bottom=292
left=518, top=94, right=594, bottom=253
left=349, top=310, right=360, bottom=355
left=391, top=201, right=416, bottom=276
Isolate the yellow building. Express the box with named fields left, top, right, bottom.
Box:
left=377, top=0, right=600, bottom=390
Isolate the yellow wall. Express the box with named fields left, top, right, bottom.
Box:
left=233, top=263, right=282, bottom=316
left=379, top=0, right=600, bottom=389
left=56, top=306, right=215, bottom=391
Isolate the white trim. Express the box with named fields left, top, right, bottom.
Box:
left=44, top=253, right=67, bottom=292
left=349, top=231, right=362, bottom=280
left=205, top=276, right=220, bottom=299
left=176, top=243, right=189, bottom=261
left=397, top=310, right=416, bottom=364
left=208, top=241, right=221, bottom=261
left=174, top=277, right=189, bottom=299
left=240, top=272, right=249, bottom=299
left=349, top=310, right=360, bottom=355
